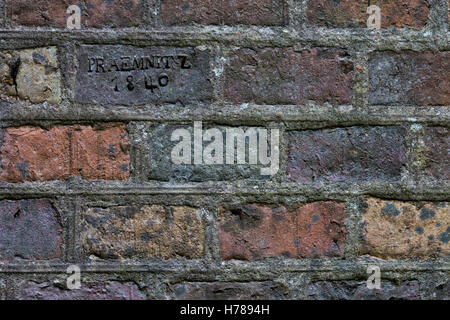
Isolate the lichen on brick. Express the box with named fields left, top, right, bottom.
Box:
left=81, top=205, right=205, bottom=260
left=218, top=202, right=346, bottom=260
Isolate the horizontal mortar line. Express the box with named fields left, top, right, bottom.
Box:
left=1, top=105, right=450, bottom=124
left=0, top=28, right=447, bottom=49
left=1, top=260, right=449, bottom=274
left=0, top=182, right=448, bottom=198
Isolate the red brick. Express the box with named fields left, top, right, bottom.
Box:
left=287, top=126, right=406, bottom=183
left=0, top=124, right=130, bottom=182
left=161, top=0, right=285, bottom=26
left=218, top=202, right=346, bottom=260
left=307, top=0, right=429, bottom=29
left=9, top=0, right=143, bottom=28
left=369, top=51, right=450, bottom=106
left=225, top=48, right=353, bottom=105
left=21, top=281, right=145, bottom=300
left=423, top=127, right=450, bottom=181
left=0, top=199, right=62, bottom=261
left=0, top=126, right=70, bottom=182
left=360, top=198, right=449, bottom=259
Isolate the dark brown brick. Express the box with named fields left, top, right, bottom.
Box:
left=9, top=0, right=143, bottom=28
left=0, top=199, right=62, bottom=261
left=218, top=202, right=346, bottom=260
left=81, top=205, right=205, bottom=260
left=0, top=279, right=6, bottom=300
left=21, top=281, right=145, bottom=300
left=306, top=280, right=420, bottom=300
left=161, top=0, right=285, bottom=26
left=0, top=124, right=130, bottom=182
left=307, top=0, right=429, bottom=29
left=70, top=124, right=130, bottom=181
left=172, top=281, right=289, bottom=300
left=225, top=48, right=353, bottom=105
left=0, top=126, right=70, bottom=182
left=287, top=126, right=406, bottom=182
left=423, top=127, right=450, bottom=181
left=369, top=51, right=450, bottom=106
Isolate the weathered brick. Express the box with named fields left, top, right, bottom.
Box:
left=361, top=198, right=450, bottom=259
left=433, top=281, right=449, bottom=299
left=81, top=205, right=205, bottom=260
left=0, top=47, right=61, bottom=104
left=0, top=199, right=62, bottom=261
left=0, top=126, right=70, bottom=182
left=0, top=279, right=6, bottom=300
left=0, top=124, right=129, bottom=182
left=287, top=126, right=406, bottom=182
left=172, top=281, right=289, bottom=300
left=70, top=124, right=130, bottom=181
left=306, top=280, right=420, bottom=300
left=225, top=48, right=353, bottom=105
left=161, top=0, right=285, bottom=26
left=75, top=45, right=213, bottom=106
left=9, top=0, right=143, bottom=28
left=369, top=51, right=450, bottom=106
left=133, top=123, right=278, bottom=182
left=218, top=202, right=346, bottom=260
left=0, top=1, right=5, bottom=27
left=307, top=0, right=429, bottom=29
left=423, top=127, right=449, bottom=181
left=21, top=281, right=145, bottom=300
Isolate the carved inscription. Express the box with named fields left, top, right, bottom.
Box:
left=75, top=45, right=212, bottom=106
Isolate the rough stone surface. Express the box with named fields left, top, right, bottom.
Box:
left=133, top=123, right=273, bottom=182
left=423, top=127, right=449, bottom=181
left=9, top=0, right=143, bottom=28
left=0, top=47, right=61, bottom=104
left=161, top=0, right=286, bottom=26
left=287, top=126, right=406, bottom=183
left=369, top=51, right=450, bottom=106
left=81, top=205, right=205, bottom=260
left=225, top=47, right=353, bottom=105
left=1, top=0, right=449, bottom=302
left=21, top=281, right=145, bottom=300
left=75, top=45, right=213, bottom=106
left=0, top=279, right=6, bottom=300
left=218, top=202, right=346, bottom=260
left=0, top=126, right=70, bottom=182
left=306, top=280, right=420, bottom=300
left=361, top=198, right=450, bottom=259
left=70, top=124, right=130, bottom=181
left=0, top=199, right=62, bottom=261
left=172, top=281, right=289, bottom=300
left=0, top=124, right=130, bottom=182
left=306, top=0, right=430, bottom=29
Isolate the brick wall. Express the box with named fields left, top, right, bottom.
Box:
left=0, top=0, right=448, bottom=300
